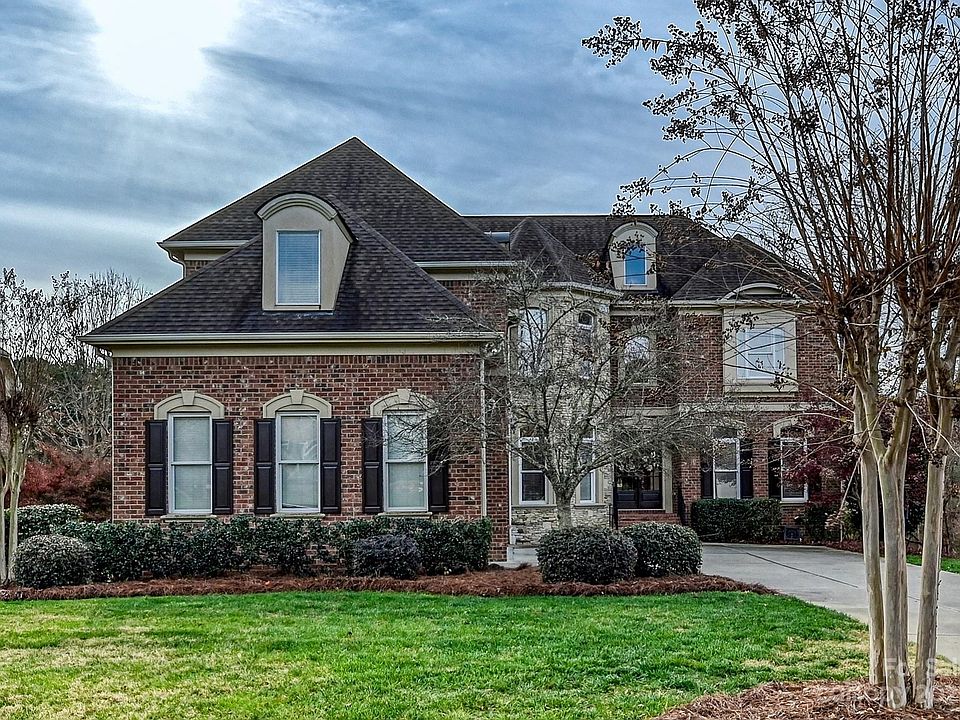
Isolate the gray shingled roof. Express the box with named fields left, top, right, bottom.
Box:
left=468, top=215, right=730, bottom=299
left=89, top=196, right=484, bottom=338
left=164, top=137, right=506, bottom=264
left=506, top=218, right=599, bottom=288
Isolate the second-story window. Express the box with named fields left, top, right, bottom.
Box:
left=276, top=230, right=320, bottom=305
left=517, top=307, right=547, bottom=375
left=736, top=327, right=786, bottom=379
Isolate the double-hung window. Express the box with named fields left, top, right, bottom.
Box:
left=277, top=413, right=320, bottom=512
left=519, top=436, right=547, bottom=504
left=713, top=433, right=741, bottom=499
left=168, top=414, right=213, bottom=514
left=780, top=436, right=807, bottom=502
left=622, top=335, right=651, bottom=381
left=736, top=327, right=786, bottom=379
left=276, top=230, right=320, bottom=305
left=576, top=434, right=596, bottom=504
left=577, top=312, right=596, bottom=378
left=384, top=412, right=428, bottom=511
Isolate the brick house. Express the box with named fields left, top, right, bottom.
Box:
left=86, top=138, right=837, bottom=561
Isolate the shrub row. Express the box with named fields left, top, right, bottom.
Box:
left=12, top=512, right=493, bottom=587
left=690, top=498, right=782, bottom=543
left=537, top=522, right=702, bottom=584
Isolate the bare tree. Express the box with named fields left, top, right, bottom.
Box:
left=0, top=269, right=148, bottom=583
left=585, top=0, right=960, bottom=707
left=430, top=260, right=732, bottom=530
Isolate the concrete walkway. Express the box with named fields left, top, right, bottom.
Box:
left=702, top=544, right=960, bottom=665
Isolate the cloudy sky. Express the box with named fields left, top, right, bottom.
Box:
left=1, top=1, right=698, bottom=290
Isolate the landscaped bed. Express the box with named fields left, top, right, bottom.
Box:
left=0, top=589, right=868, bottom=719
left=656, top=677, right=960, bottom=719
left=0, top=566, right=770, bottom=601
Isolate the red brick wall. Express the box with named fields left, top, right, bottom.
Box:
left=112, top=353, right=510, bottom=560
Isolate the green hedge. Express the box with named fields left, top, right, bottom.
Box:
left=622, top=522, right=701, bottom=576
left=24, top=513, right=493, bottom=585
left=351, top=534, right=421, bottom=579
left=15, top=504, right=84, bottom=540
left=15, top=534, right=93, bottom=588
left=690, top=499, right=782, bottom=543
left=537, top=526, right=637, bottom=585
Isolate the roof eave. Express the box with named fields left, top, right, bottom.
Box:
left=82, top=330, right=501, bottom=349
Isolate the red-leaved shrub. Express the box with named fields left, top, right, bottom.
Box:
left=21, top=446, right=111, bottom=520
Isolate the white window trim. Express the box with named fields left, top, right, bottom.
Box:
left=275, top=412, right=322, bottom=514
left=167, top=413, right=213, bottom=515
left=610, top=223, right=658, bottom=291
left=518, top=436, right=549, bottom=506
left=713, top=435, right=741, bottom=499
left=383, top=410, right=429, bottom=512
left=779, top=436, right=809, bottom=504
left=575, top=434, right=598, bottom=505
left=517, top=307, right=548, bottom=376
left=723, top=310, right=798, bottom=393
left=275, top=230, right=322, bottom=307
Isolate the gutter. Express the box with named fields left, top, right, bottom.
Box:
left=82, top=330, right=501, bottom=348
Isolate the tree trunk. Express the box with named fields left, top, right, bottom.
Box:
left=556, top=495, right=573, bottom=529
left=860, top=449, right=886, bottom=686
left=914, top=455, right=946, bottom=707
left=878, top=456, right=911, bottom=708
left=0, top=477, right=8, bottom=585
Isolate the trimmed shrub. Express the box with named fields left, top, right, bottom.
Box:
left=15, top=534, right=92, bottom=588
left=62, top=520, right=157, bottom=581
left=690, top=499, right=782, bottom=543
left=253, top=517, right=321, bottom=576
left=350, top=534, right=421, bottom=579
left=537, top=526, right=637, bottom=585
left=16, top=504, right=83, bottom=540
left=622, top=522, right=701, bottom=577
left=795, top=503, right=834, bottom=543
left=327, top=517, right=492, bottom=575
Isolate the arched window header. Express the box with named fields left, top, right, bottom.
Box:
left=369, top=389, right=434, bottom=417
left=154, top=390, right=225, bottom=420
left=262, top=389, right=332, bottom=418
left=609, top=222, right=657, bottom=291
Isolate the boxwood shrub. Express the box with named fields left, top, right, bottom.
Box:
left=690, top=498, right=782, bottom=543
left=350, top=534, right=421, bottom=579
left=15, top=534, right=92, bottom=588
left=622, top=522, right=702, bottom=577
left=537, top=526, right=637, bottom=584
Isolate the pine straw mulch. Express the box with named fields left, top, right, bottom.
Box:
left=655, top=676, right=960, bottom=720
left=0, top=566, right=773, bottom=601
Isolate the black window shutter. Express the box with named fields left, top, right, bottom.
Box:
left=362, top=418, right=384, bottom=513
left=145, top=420, right=167, bottom=516
left=212, top=419, right=234, bottom=514
left=739, top=437, right=754, bottom=498
left=427, top=422, right=450, bottom=513
left=254, top=419, right=276, bottom=514
left=767, top=438, right=782, bottom=499
left=699, top=450, right=714, bottom=499
left=320, top=418, right=342, bottom=513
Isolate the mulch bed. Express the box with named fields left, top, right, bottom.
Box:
left=655, top=677, right=960, bottom=720
left=0, top=566, right=773, bottom=601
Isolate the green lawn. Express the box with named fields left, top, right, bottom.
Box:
left=907, top=555, right=960, bottom=574
left=0, top=591, right=867, bottom=720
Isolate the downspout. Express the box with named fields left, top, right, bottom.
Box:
left=479, top=355, right=488, bottom=517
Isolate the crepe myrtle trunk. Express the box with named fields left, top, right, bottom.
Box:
left=547, top=471, right=579, bottom=529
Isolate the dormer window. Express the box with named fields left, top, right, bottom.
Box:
left=609, top=222, right=657, bottom=291
left=276, top=231, right=321, bottom=305
left=258, top=193, right=352, bottom=312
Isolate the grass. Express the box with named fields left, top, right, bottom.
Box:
left=907, top=554, right=960, bottom=574
left=0, top=590, right=867, bottom=720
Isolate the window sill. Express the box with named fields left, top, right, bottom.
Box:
left=159, top=514, right=217, bottom=521
left=780, top=498, right=808, bottom=505
left=378, top=511, right=433, bottom=518
left=726, top=380, right=798, bottom=394
left=271, top=512, right=327, bottom=518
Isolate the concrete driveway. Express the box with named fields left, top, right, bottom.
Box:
left=703, top=544, right=960, bottom=664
